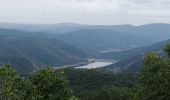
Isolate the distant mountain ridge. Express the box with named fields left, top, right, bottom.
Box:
left=0, top=23, right=170, bottom=36
left=0, top=23, right=87, bottom=33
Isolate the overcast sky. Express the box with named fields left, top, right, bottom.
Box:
left=0, top=0, right=170, bottom=25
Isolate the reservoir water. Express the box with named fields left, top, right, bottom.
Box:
left=75, top=61, right=113, bottom=69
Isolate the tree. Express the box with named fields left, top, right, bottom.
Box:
left=0, top=65, right=33, bottom=100
left=164, top=44, right=170, bottom=57
left=29, top=68, right=72, bottom=100
left=134, top=45, right=170, bottom=100
left=92, top=86, right=129, bottom=100
left=0, top=66, right=72, bottom=100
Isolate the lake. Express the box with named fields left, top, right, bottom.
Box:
left=75, top=61, right=113, bottom=69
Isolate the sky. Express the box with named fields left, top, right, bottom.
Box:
left=0, top=0, right=170, bottom=25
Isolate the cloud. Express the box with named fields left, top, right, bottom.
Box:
left=0, top=0, right=169, bottom=25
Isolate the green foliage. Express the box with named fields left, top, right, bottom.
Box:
left=29, top=68, right=72, bottom=100
left=0, top=65, right=32, bottom=100
left=164, top=44, right=170, bottom=57
left=0, top=65, right=72, bottom=100
left=92, top=86, right=129, bottom=100
left=58, top=68, right=137, bottom=100
left=133, top=45, right=170, bottom=100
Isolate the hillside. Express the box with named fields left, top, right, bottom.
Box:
left=102, top=39, right=170, bottom=72
left=0, top=28, right=88, bottom=73
left=99, top=39, right=170, bottom=60
left=58, top=29, right=152, bottom=53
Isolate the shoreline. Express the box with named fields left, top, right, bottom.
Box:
left=53, top=58, right=117, bottom=69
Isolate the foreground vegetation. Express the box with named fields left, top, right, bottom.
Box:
left=60, top=68, right=137, bottom=100
left=0, top=66, right=71, bottom=100
left=0, top=45, right=170, bottom=100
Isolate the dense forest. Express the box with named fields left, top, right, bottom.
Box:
left=0, top=45, right=169, bottom=100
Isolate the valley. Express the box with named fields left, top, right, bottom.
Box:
left=0, top=23, right=170, bottom=73
left=0, top=23, right=169, bottom=100
left=0, top=0, right=170, bottom=99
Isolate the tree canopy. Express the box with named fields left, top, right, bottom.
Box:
left=0, top=66, right=72, bottom=100
left=133, top=45, right=170, bottom=100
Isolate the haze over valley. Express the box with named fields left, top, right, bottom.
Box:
left=0, top=23, right=170, bottom=72
left=0, top=0, right=170, bottom=100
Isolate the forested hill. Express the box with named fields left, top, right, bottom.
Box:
left=102, top=39, right=170, bottom=72
left=58, top=29, right=152, bottom=53
left=0, top=28, right=88, bottom=73
left=1, top=23, right=170, bottom=54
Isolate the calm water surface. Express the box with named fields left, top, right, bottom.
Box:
left=76, top=61, right=113, bottom=69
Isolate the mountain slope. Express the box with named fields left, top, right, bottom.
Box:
left=0, top=28, right=88, bottom=73
left=99, top=39, right=170, bottom=60
left=58, top=29, right=152, bottom=53
left=102, top=39, right=170, bottom=72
